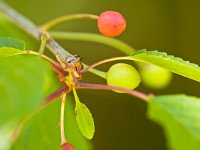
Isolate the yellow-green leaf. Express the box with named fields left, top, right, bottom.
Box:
left=75, top=102, right=95, bottom=140
left=0, top=47, right=25, bottom=57
left=0, top=37, right=25, bottom=50
left=131, top=49, right=200, bottom=82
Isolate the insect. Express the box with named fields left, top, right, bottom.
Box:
left=66, top=55, right=83, bottom=72
left=55, top=54, right=83, bottom=81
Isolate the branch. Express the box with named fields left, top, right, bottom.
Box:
left=0, top=1, right=72, bottom=62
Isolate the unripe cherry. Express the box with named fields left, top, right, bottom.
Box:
left=97, top=11, right=126, bottom=37
left=140, top=64, right=172, bottom=89
left=61, top=143, right=74, bottom=150
left=106, top=63, right=141, bottom=93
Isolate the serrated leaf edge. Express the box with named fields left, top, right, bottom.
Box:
left=132, top=49, right=200, bottom=70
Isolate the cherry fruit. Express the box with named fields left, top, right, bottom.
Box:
left=98, top=11, right=126, bottom=37
left=61, top=143, right=74, bottom=150
left=106, top=63, right=141, bottom=93
left=140, top=64, right=172, bottom=89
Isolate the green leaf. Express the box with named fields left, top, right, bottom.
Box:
left=148, top=95, right=200, bottom=150
left=0, top=37, right=25, bottom=50
left=0, top=55, right=54, bottom=149
left=131, top=49, right=200, bottom=82
left=0, top=14, right=92, bottom=150
left=75, top=102, right=95, bottom=140
left=0, top=56, right=92, bottom=150
left=11, top=97, right=92, bottom=150
left=73, top=88, right=95, bottom=139
left=0, top=47, right=26, bottom=57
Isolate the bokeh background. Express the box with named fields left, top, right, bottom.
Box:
left=4, top=0, right=200, bottom=149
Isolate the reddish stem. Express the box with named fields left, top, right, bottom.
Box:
left=78, top=82, right=151, bottom=102
left=79, top=56, right=131, bottom=74
left=11, top=85, right=70, bottom=142
left=44, top=85, right=69, bottom=104
left=26, top=50, right=60, bottom=66
left=51, top=64, right=68, bottom=76
left=26, top=50, right=67, bottom=75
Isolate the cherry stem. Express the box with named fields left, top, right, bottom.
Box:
left=39, top=32, right=49, bottom=56
left=26, top=50, right=60, bottom=67
left=11, top=85, right=69, bottom=142
left=25, top=50, right=67, bottom=75
left=82, top=64, right=107, bottom=79
left=51, top=64, right=68, bottom=76
left=40, top=13, right=99, bottom=31
left=50, top=31, right=134, bottom=55
left=78, top=82, right=152, bottom=102
left=60, top=93, right=67, bottom=145
left=80, top=56, right=133, bottom=74
left=44, top=85, right=68, bottom=104
left=72, top=87, right=81, bottom=104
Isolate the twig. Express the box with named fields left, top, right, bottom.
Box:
left=0, top=1, right=72, bottom=62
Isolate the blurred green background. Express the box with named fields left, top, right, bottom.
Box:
left=3, top=0, right=200, bottom=149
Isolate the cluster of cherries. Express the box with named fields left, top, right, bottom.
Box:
left=61, top=10, right=170, bottom=150
left=98, top=11, right=171, bottom=90
left=98, top=11, right=141, bottom=91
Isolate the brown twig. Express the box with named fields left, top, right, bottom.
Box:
left=0, top=1, right=72, bottom=62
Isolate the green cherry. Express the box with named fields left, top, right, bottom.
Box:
left=106, top=63, right=141, bottom=93
left=140, top=64, right=172, bottom=89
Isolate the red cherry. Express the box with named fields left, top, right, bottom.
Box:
left=61, top=143, right=74, bottom=150
left=97, top=11, right=126, bottom=37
